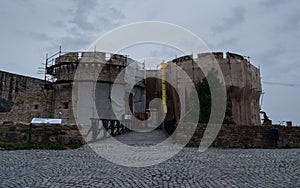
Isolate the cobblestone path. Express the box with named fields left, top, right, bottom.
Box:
left=114, top=129, right=169, bottom=146
left=0, top=130, right=299, bottom=187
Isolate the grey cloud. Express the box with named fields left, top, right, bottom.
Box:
left=260, top=0, right=300, bottom=32
left=211, top=7, right=246, bottom=34
left=56, top=35, right=93, bottom=51
left=53, top=0, right=125, bottom=51
left=28, top=32, right=53, bottom=42
left=257, top=45, right=287, bottom=68
left=256, top=45, right=300, bottom=83
left=260, top=0, right=288, bottom=8
left=120, top=43, right=184, bottom=61
left=277, top=9, right=300, bottom=33
left=29, top=0, right=126, bottom=53
left=149, top=46, right=184, bottom=60
left=0, top=10, right=7, bottom=16
left=71, top=0, right=99, bottom=31
left=70, top=0, right=125, bottom=32
left=215, top=37, right=240, bottom=50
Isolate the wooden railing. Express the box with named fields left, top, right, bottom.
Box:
left=88, top=118, right=131, bottom=142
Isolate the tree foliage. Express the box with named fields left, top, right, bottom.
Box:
left=190, top=70, right=234, bottom=124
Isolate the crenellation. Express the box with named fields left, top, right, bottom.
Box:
left=172, top=55, right=193, bottom=63
left=226, top=52, right=245, bottom=61
left=80, top=52, right=106, bottom=63
left=212, top=52, right=224, bottom=59
left=108, top=54, right=128, bottom=65
left=55, top=52, right=78, bottom=64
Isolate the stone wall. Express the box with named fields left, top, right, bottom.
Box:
left=0, top=122, right=84, bottom=145
left=0, top=70, right=45, bottom=102
left=0, top=71, right=49, bottom=123
left=175, top=124, right=300, bottom=148
left=0, top=91, right=52, bottom=123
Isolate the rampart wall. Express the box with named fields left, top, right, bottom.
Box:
left=0, top=70, right=45, bottom=102
left=0, top=71, right=48, bottom=123
left=1, top=122, right=299, bottom=148
left=175, top=124, right=300, bottom=148
left=0, top=122, right=83, bottom=145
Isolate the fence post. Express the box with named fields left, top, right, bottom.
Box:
left=28, top=123, right=33, bottom=143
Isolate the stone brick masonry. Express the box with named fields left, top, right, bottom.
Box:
left=179, top=124, right=300, bottom=148
left=0, top=70, right=50, bottom=122
left=1, top=121, right=299, bottom=148
left=0, top=122, right=83, bottom=145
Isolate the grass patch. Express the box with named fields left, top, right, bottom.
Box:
left=183, top=143, right=298, bottom=149
left=0, top=142, right=81, bottom=150
left=185, top=143, right=199, bottom=148
left=68, top=143, right=82, bottom=149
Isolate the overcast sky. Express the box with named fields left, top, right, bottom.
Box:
left=1, top=0, right=300, bottom=124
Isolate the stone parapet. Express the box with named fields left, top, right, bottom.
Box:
left=177, top=124, right=300, bottom=148
left=0, top=122, right=84, bottom=145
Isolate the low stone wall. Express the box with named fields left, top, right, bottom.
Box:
left=176, top=124, right=300, bottom=148
left=0, top=122, right=84, bottom=145
left=2, top=122, right=299, bottom=148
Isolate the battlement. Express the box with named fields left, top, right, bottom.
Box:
left=55, top=52, right=79, bottom=64
left=54, top=52, right=128, bottom=66
left=197, top=52, right=250, bottom=63
left=172, top=55, right=193, bottom=63
left=226, top=52, right=245, bottom=61
left=46, top=51, right=132, bottom=83
left=197, top=52, right=224, bottom=59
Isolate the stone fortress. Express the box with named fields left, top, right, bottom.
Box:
left=2, top=51, right=300, bottom=149
left=162, top=52, right=261, bottom=126
left=0, top=51, right=261, bottom=126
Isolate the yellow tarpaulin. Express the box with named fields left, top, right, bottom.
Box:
left=161, top=63, right=168, bottom=113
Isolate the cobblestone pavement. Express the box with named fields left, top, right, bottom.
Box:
left=0, top=130, right=299, bottom=187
